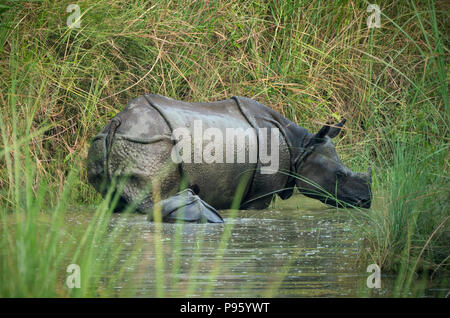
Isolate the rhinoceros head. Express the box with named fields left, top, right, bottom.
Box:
left=295, top=119, right=372, bottom=208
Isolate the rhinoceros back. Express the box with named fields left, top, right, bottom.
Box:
left=144, top=94, right=257, bottom=209
left=144, top=94, right=296, bottom=209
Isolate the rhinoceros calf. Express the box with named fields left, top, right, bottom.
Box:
left=87, top=94, right=372, bottom=223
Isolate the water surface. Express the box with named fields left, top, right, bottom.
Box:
left=70, top=196, right=448, bottom=297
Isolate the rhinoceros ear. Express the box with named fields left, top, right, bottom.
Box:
left=313, top=124, right=331, bottom=142
left=327, top=118, right=346, bottom=139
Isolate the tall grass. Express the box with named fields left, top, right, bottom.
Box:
left=0, top=78, right=142, bottom=296
left=358, top=133, right=448, bottom=296
left=352, top=0, right=449, bottom=287
left=0, top=0, right=448, bottom=297
left=0, top=124, right=142, bottom=296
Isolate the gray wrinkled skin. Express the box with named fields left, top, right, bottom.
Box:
left=87, top=94, right=372, bottom=223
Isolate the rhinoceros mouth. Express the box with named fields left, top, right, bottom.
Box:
left=299, top=190, right=371, bottom=209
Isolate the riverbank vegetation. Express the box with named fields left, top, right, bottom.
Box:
left=0, top=0, right=448, bottom=297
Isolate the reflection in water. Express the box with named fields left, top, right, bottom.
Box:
left=77, top=196, right=447, bottom=297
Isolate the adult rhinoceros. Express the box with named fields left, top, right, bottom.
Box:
left=87, top=94, right=372, bottom=223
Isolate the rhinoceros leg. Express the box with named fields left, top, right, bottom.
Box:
left=148, top=188, right=224, bottom=223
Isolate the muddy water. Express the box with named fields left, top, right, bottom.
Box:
left=80, top=196, right=446, bottom=297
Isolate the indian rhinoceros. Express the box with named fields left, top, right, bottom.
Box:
left=87, top=94, right=372, bottom=223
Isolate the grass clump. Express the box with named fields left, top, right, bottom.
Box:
left=359, top=134, right=448, bottom=296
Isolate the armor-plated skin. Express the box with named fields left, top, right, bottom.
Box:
left=87, top=94, right=372, bottom=223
